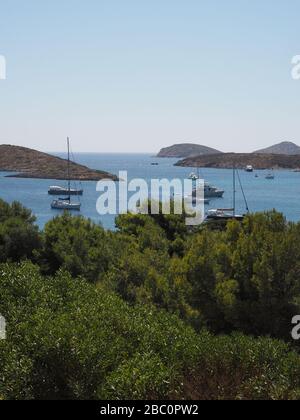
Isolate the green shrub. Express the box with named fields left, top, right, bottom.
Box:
left=1, top=262, right=300, bottom=400
left=186, top=332, right=300, bottom=400
left=0, top=262, right=196, bottom=399
left=0, top=200, right=41, bottom=263
left=38, top=213, right=116, bottom=281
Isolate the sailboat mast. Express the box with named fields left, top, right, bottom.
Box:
left=233, top=164, right=236, bottom=216
left=67, top=137, right=71, bottom=195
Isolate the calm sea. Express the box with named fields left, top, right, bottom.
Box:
left=0, top=153, right=300, bottom=230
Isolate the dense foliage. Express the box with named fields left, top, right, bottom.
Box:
left=1, top=262, right=300, bottom=400
left=0, top=200, right=41, bottom=263
left=112, top=211, right=300, bottom=341
left=1, top=200, right=300, bottom=400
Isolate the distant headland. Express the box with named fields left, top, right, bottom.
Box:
left=176, top=152, right=300, bottom=170
left=0, top=145, right=118, bottom=181
left=156, top=141, right=300, bottom=169
left=157, top=141, right=300, bottom=159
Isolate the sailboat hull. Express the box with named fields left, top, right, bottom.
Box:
left=206, top=214, right=244, bottom=222
left=48, top=187, right=83, bottom=196
left=51, top=200, right=81, bottom=211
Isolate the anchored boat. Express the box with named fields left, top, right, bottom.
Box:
left=189, top=168, right=224, bottom=199
left=192, top=183, right=224, bottom=199
left=50, top=138, right=82, bottom=211
left=51, top=198, right=81, bottom=211
left=205, top=167, right=249, bottom=223
left=206, top=208, right=244, bottom=221
left=48, top=139, right=83, bottom=196
left=48, top=186, right=83, bottom=195
left=204, top=183, right=224, bottom=198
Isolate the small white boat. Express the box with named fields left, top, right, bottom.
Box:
left=245, top=165, right=254, bottom=173
left=188, top=172, right=199, bottom=181
left=51, top=198, right=81, bottom=211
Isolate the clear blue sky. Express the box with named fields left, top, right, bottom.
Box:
left=0, top=0, right=299, bottom=153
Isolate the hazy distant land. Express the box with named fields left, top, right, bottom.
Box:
left=176, top=152, right=300, bottom=170
left=156, top=141, right=300, bottom=170
left=255, top=141, right=300, bottom=155
left=0, top=145, right=117, bottom=181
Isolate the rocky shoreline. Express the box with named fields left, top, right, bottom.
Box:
left=0, top=145, right=118, bottom=181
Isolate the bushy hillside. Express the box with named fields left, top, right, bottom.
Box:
left=1, top=262, right=300, bottom=400
left=1, top=199, right=300, bottom=400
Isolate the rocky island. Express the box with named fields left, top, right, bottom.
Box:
left=176, top=152, right=300, bottom=170
left=157, top=143, right=222, bottom=158
left=255, top=141, right=300, bottom=155
left=0, top=145, right=118, bottom=181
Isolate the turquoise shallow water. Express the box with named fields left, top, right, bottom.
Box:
left=1, top=153, right=300, bottom=230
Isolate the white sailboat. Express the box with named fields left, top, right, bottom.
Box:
left=51, top=138, right=81, bottom=211
left=206, top=167, right=248, bottom=222
left=51, top=199, right=81, bottom=211
left=48, top=139, right=83, bottom=196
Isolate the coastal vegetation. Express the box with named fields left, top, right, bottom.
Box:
left=1, top=199, right=300, bottom=399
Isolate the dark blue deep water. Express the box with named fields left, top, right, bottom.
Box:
left=1, top=153, right=300, bottom=230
